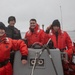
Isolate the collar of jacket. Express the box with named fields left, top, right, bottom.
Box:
left=49, top=29, right=64, bottom=35
left=29, top=24, right=40, bottom=33
left=52, top=29, right=62, bottom=35
left=8, top=25, right=14, bottom=29
left=0, top=34, right=9, bottom=43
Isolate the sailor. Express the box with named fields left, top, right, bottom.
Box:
left=45, top=19, right=73, bottom=75
left=0, top=22, right=28, bottom=75
left=6, top=16, right=22, bottom=66
left=69, top=42, right=75, bottom=75
left=6, top=16, right=21, bottom=39
left=24, top=19, right=45, bottom=48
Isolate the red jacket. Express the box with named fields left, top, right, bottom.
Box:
left=0, top=34, right=28, bottom=75
left=45, top=29, right=73, bottom=56
left=68, top=42, right=75, bottom=75
left=25, top=24, right=45, bottom=47
left=0, top=37, right=28, bottom=62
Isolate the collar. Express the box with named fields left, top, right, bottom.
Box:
left=49, top=29, right=64, bottom=35
left=29, top=24, right=40, bottom=33
left=0, top=34, right=9, bottom=43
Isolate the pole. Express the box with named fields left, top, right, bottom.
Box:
left=60, top=6, right=63, bottom=30
left=42, top=24, right=44, bottom=31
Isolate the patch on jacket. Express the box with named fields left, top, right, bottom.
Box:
left=6, top=46, right=8, bottom=48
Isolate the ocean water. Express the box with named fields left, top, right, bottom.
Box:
left=21, top=30, right=75, bottom=42
left=21, top=32, right=25, bottom=39
left=67, top=31, right=75, bottom=42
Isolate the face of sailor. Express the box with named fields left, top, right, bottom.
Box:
left=53, top=26, right=60, bottom=32
left=9, top=20, right=16, bottom=26
left=0, top=29, right=5, bottom=36
left=30, top=21, right=36, bottom=29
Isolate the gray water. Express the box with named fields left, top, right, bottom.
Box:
left=67, top=31, right=75, bottom=42
left=21, top=32, right=25, bottom=39
left=21, top=30, right=75, bottom=42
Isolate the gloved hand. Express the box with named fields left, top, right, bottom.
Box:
left=46, top=24, right=52, bottom=30
left=46, top=25, right=52, bottom=34
left=47, top=40, right=55, bottom=49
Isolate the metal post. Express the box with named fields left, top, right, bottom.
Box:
left=42, top=24, right=44, bottom=31
left=60, top=6, right=63, bottom=30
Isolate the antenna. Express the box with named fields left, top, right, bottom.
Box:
left=60, top=6, right=63, bottom=30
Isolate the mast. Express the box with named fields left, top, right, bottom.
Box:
left=60, top=6, right=63, bottom=30
left=42, top=24, right=44, bottom=31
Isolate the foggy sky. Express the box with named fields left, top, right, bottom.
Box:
left=0, top=0, right=75, bottom=32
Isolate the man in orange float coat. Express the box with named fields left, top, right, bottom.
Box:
left=24, top=19, right=45, bottom=48
left=0, top=22, right=28, bottom=75
left=69, top=42, right=75, bottom=75
left=45, top=19, right=73, bottom=75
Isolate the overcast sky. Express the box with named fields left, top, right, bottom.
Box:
left=0, top=0, right=75, bottom=32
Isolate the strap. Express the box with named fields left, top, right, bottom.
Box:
left=0, top=59, right=9, bottom=67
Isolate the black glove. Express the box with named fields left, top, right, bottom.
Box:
left=45, top=29, right=50, bottom=34
left=48, top=40, right=55, bottom=49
